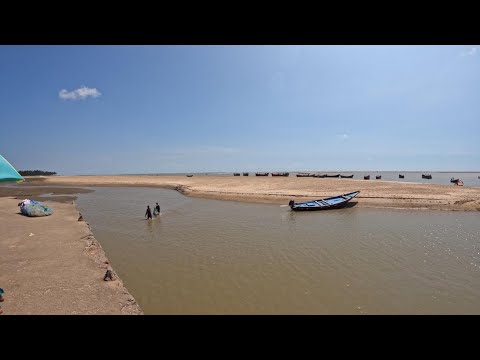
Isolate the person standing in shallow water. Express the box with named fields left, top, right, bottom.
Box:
left=154, top=202, right=160, bottom=216
left=145, top=205, right=152, bottom=220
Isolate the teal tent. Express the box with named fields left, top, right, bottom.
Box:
left=0, top=154, right=24, bottom=183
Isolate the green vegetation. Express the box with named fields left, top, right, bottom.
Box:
left=18, top=170, right=57, bottom=176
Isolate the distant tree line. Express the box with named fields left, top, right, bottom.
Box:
left=18, top=170, right=57, bottom=176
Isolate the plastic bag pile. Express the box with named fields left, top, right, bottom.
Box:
left=18, top=199, right=53, bottom=217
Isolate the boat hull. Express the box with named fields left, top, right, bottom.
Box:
left=291, top=202, right=352, bottom=211
left=289, top=191, right=360, bottom=211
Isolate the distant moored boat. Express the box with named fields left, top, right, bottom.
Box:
left=451, top=177, right=464, bottom=186
left=364, top=175, right=370, bottom=180
left=233, top=173, right=240, bottom=176
left=399, top=174, right=405, bottom=178
left=255, top=172, right=269, bottom=176
left=340, top=174, right=354, bottom=178
left=243, top=172, right=249, bottom=176
left=186, top=174, right=193, bottom=177
left=271, top=172, right=289, bottom=177
left=376, top=175, right=381, bottom=180
left=422, top=174, right=432, bottom=179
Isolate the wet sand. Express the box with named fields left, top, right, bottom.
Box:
left=0, top=197, right=143, bottom=314
left=0, top=185, right=94, bottom=203
left=21, top=175, right=480, bottom=211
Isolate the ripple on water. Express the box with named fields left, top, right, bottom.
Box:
left=76, top=187, right=480, bottom=314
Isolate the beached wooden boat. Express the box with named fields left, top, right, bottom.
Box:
left=288, top=191, right=360, bottom=211
left=340, top=174, right=354, bottom=178
left=296, top=173, right=311, bottom=177
left=186, top=174, right=193, bottom=177
left=422, top=174, right=432, bottom=179
left=255, top=172, right=269, bottom=176
left=243, top=172, right=249, bottom=176
left=376, top=175, right=381, bottom=180
left=399, top=174, right=405, bottom=178
left=271, top=172, right=289, bottom=177
left=313, top=174, right=326, bottom=178
left=233, top=173, right=240, bottom=176
left=364, top=175, right=370, bottom=180
left=325, top=174, right=340, bottom=178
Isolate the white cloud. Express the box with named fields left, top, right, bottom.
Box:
left=59, top=86, right=102, bottom=100
left=460, top=47, right=476, bottom=57
left=337, top=133, right=349, bottom=140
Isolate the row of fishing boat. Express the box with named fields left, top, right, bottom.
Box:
left=234, top=172, right=290, bottom=176
left=296, top=173, right=354, bottom=178
left=362, top=174, right=432, bottom=180
left=236, top=173, right=447, bottom=180
left=233, top=173, right=355, bottom=177
left=206, top=173, right=469, bottom=186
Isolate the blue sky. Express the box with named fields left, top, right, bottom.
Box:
left=0, top=45, right=478, bottom=175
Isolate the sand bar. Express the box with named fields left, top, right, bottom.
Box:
left=21, top=175, right=480, bottom=211
left=0, top=197, right=143, bottom=314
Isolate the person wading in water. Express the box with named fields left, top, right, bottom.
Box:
left=145, top=205, right=152, bottom=220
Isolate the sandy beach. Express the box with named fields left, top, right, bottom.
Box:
left=22, top=175, right=480, bottom=211
left=0, top=197, right=142, bottom=315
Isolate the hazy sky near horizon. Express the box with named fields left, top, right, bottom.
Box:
left=1, top=45, right=479, bottom=175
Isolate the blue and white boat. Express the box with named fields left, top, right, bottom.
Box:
left=288, top=191, right=360, bottom=211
